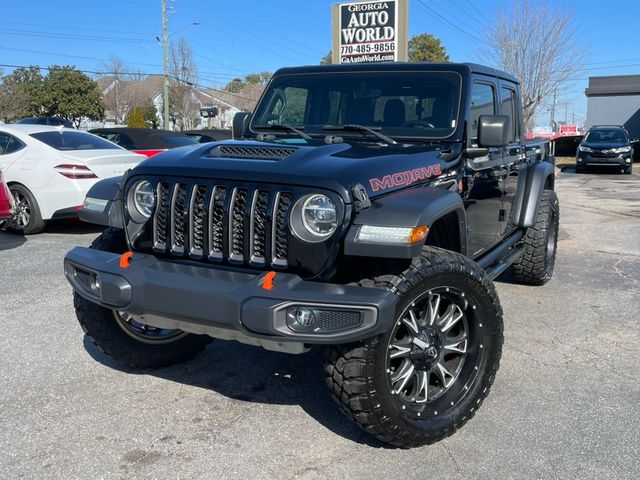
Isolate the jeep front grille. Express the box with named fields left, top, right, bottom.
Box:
left=151, top=181, right=292, bottom=268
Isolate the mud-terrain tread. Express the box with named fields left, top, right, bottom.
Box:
left=74, top=228, right=211, bottom=369
left=324, top=247, right=503, bottom=448
left=511, top=191, right=559, bottom=285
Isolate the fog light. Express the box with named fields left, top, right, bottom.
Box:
left=286, top=306, right=317, bottom=332
left=89, top=274, right=101, bottom=295
left=577, top=158, right=583, bottom=163
left=625, top=158, right=631, bottom=163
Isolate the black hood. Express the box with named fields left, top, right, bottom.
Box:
left=130, top=139, right=456, bottom=203
left=582, top=141, right=629, bottom=149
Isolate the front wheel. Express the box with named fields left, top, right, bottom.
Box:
left=324, top=248, right=503, bottom=448
left=74, top=228, right=212, bottom=368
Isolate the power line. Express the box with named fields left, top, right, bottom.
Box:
left=462, top=0, right=491, bottom=23
left=415, top=0, right=493, bottom=48
left=0, top=63, right=257, bottom=103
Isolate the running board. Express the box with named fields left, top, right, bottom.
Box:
left=476, top=230, right=526, bottom=280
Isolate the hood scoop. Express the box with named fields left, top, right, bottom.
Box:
left=208, top=145, right=297, bottom=161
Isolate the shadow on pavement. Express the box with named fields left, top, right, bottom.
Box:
left=83, top=335, right=390, bottom=448
left=0, top=230, right=26, bottom=251
left=45, top=219, right=104, bottom=235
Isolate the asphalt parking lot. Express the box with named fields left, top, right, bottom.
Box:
left=1, top=166, right=638, bottom=480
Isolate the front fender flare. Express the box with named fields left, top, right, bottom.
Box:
left=344, top=187, right=466, bottom=258
left=78, top=176, right=125, bottom=228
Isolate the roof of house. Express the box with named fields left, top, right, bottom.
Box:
left=585, top=74, right=640, bottom=96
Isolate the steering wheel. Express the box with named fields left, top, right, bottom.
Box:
left=403, top=120, right=436, bottom=129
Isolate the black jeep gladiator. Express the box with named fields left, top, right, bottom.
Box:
left=64, top=62, right=558, bottom=448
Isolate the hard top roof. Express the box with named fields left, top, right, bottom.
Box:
left=273, top=62, right=518, bottom=84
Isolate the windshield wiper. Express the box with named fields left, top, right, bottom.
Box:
left=322, top=124, right=398, bottom=145
left=253, top=123, right=312, bottom=140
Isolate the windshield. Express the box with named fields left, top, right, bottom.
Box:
left=585, top=129, right=627, bottom=144
left=251, top=71, right=461, bottom=139
left=31, top=131, right=122, bottom=150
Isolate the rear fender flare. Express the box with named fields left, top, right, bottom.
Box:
left=512, top=161, right=555, bottom=227
left=344, top=187, right=467, bottom=258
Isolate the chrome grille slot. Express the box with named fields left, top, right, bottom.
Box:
left=272, top=192, right=292, bottom=267
left=153, top=181, right=170, bottom=251
left=249, top=190, right=269, bottom=266
left=189, top=185, right=208, bottom=258
left=229, top=187, right=248, bottom=263
left=208, top=186, right=226, bottom=261
left=170, top=183, right=188, bottom=255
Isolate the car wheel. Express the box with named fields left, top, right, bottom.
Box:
left=623, top=165, right=632, bottom=174
left=323, top=248, right=503, bottom=448
left=7, top=184, right=46, bottom=235
left=74, top=228, right=213, bottom=368
left=511, top=190, right=559, bottom=285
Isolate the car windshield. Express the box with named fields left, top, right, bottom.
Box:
left=251, top=71, right=462, bottom=139
left=30, top=131, right=122, bottom=150
left=585, top=129, right=627, bottom=143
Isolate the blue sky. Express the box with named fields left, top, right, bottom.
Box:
left=2, top=0, right=639, bottom=127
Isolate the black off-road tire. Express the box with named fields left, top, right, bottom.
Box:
left=74, top=227, right=212, bottom=368
left=7, top=184, right=46, bottom=235
left=323, top=248, right=503, bottom=448
left=511, top=190, right=559, bottom=285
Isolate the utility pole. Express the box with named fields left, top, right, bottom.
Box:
left=161, top=0, right=169, bottom=130
left=549, top=87, right=557, bottom=132
left=564, top=102, right=568, bottom=125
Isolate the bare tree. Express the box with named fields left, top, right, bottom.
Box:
left=168, top=37, right=201, bottom=131
left=99, top=55, right=129, bottom=124
left=482, top=0, right=585, bottom=130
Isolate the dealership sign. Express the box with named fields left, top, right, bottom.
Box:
left=332, top=0, right=408, bottom=64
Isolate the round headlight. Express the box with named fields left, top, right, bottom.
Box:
left=291, top=194, right=338, bottom=242
left=132, top=181, right=155, bottom=218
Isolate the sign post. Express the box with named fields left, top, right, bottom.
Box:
left=332, top=0, right=408, bottom=64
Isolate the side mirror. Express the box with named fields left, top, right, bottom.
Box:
left=477, top=115, right=510, bottom=148
left=232, top=112, right=250, bottom=139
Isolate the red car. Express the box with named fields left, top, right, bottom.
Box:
left=0, top=170, right=14, bottom=226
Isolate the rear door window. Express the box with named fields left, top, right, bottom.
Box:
left=500, top=87, right=519, bottom=143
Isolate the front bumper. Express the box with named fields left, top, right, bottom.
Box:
left=64, top=247, right=397, bottom=352
left=577, top=153, right=632, bottom=167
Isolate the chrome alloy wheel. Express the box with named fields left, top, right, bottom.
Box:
left=113, top=311, right=187, bottom=345
left=386, top=287, right=479, bottom=415
left=11, top=190, right=30, bottom=228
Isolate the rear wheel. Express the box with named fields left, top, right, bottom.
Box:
left=511, top=190, right=559, bottom=285
left=7, top=184, right=46, bottom=235
left=324, top=248, right=503, bottom=448
left=74, top=228, right=212, bottom=368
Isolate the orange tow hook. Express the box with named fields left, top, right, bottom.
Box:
left=260, top=271, right=276, bottom=290
left=119, top=251, right=133, bottom=269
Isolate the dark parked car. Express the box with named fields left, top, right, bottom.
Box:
left=577, top=125, right=634, bottom=174
left=89, top=128, right=197, bottom=157
left=16, top=116, right=74, bottom=128
left=184, top=129, right=232, bottom=143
